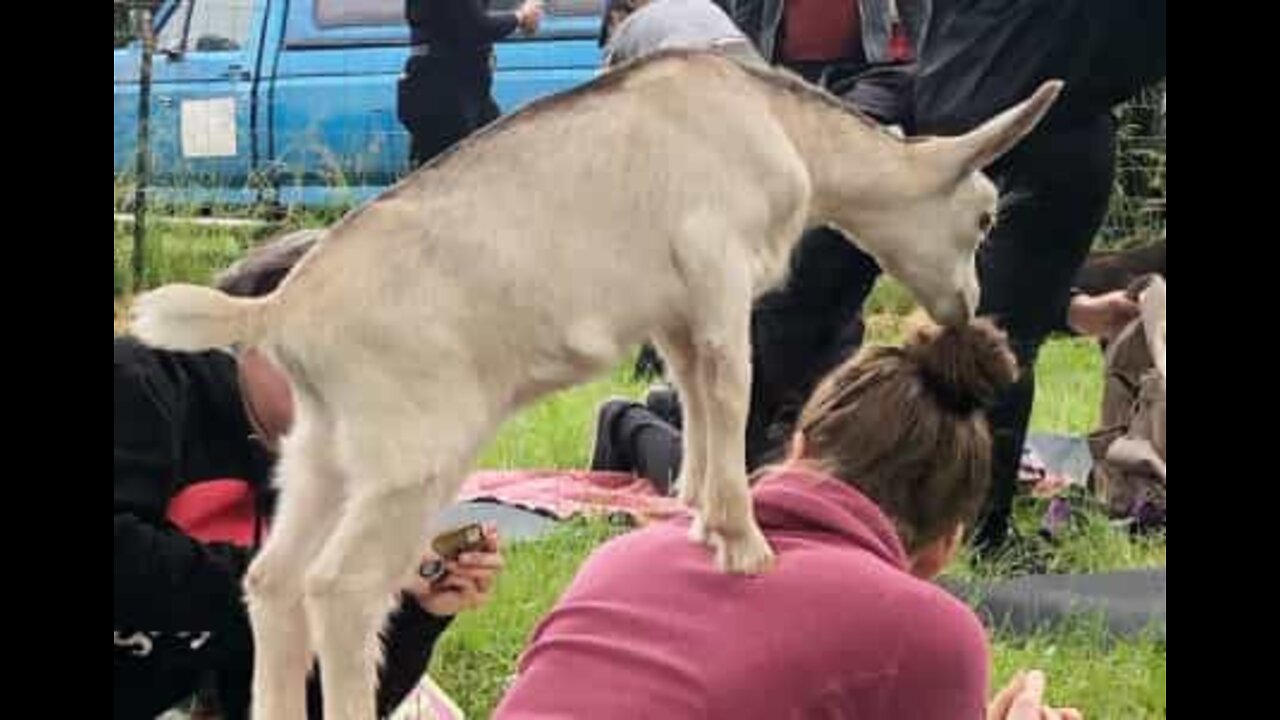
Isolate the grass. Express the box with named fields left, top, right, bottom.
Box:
left=989, top=622, right=1166, bottom=718
left=1030, top=337, right=1109, bottom=437
left=115, top=231, right=1165, bottom=719
left=114, top=221, right=257, bottom=295
left=475, top=366, right=648, bottom=471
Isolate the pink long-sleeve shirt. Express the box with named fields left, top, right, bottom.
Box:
left=494, top=467, right=990, bottom=719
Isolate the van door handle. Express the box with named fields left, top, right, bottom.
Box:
left=224, top=64, right=251, bottom=81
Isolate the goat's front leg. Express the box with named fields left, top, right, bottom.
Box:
left=695, top=312, right=774, bottom=574
left=653, top=326, right=710, bottom=541
left=680, top=242, right=773, bottom=574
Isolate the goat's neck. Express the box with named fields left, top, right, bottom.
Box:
left=773, top=97, right=917, bottom=234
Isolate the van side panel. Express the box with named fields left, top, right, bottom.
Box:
left=267, top=1, right=602, bottom=207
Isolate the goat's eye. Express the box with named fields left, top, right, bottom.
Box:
left=978, top=211, right=995, bottom=233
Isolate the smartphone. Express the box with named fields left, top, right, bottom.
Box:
left=418, top=523, right=487, bottom=582
left=432, top=522, right=487, bottom=560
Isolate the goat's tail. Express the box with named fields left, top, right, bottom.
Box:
left=128, top=283, right=273, bottom=351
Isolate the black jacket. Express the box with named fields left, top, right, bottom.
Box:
left=113, top=337, right=451, bottom=720
left=406, top=0, right=518, bottom=56
left=914, top=0, right=1166, bottom=136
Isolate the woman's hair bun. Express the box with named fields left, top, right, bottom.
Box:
left=902, top=314, right=1019, bottom=415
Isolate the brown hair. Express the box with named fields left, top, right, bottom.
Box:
left=794, top=317, right=1018, bottom=552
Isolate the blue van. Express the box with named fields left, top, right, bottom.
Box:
left=113, top=0, right=605, bottom=209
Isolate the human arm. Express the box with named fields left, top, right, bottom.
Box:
left=113, top=342, right=257, bottom=648
left=449, top=0, right=541, bottom=44
left=114, top=341, right=261, bottom=716
left=1062, top=289, right=1140, bottom=341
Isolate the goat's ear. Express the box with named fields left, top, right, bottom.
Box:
left=925, top=80, right=1064, bottom=181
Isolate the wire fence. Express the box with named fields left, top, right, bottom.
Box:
left=1105, top=82, right=1166, bottom=249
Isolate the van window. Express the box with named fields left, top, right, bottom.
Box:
left=314, top=0, right=597, bottom=28
left=157, top=0, right=256, bottom=53
left=491, top=0, right=600, bottom=13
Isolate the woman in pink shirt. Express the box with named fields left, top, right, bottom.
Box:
left=495, top=318, right=1081, bottom=719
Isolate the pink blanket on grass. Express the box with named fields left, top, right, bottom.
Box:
left=456, top=470, right=687, bottom=524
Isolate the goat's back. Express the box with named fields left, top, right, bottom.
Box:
left=260, top=52, right=811, bottom=405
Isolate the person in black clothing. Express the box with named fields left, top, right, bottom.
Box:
left=114, top=231, right=506, bottom=720
left=910, top=0, right=1165, bottom=552
left=398, top=0, right=545, bottom=169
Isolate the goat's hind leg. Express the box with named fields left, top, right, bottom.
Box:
left=244, top=405, right=345, bottom=720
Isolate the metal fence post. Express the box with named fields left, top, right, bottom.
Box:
left=132, top=3, right=155, bottom=294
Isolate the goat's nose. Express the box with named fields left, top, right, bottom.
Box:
left=957, top=289, right=976, bottom=322
left=930, top=292, right=975, bottom=327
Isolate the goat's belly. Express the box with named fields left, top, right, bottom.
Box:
left=502, top=302, right=665, bottom=408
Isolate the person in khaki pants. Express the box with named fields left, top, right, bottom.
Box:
left=1087, top=275, right=1166, bottom=530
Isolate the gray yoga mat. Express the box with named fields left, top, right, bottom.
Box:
left=432, top=499, right=562, bottom=543
left=942, top=567, right=1166, bottom=642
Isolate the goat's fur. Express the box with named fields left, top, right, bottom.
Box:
left=129, top=49, right=1061, bottom=720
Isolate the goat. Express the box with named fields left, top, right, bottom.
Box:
left=130, top=49, right=1060, bottom=720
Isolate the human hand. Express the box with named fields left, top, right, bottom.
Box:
left=404, top=523, right=504, bottom=617
left=1067, top=290, right=1140, bottom=342
left=516, top=0, right=544, bottom=34
left=988, top=669, right=1082, bottom=720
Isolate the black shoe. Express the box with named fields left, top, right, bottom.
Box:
left=644, top=384, right=683, bottom=430
left=590, top=399, right=643, bottom=472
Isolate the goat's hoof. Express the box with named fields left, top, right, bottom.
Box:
left=712, top=524, right=775, bottom=575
